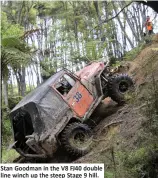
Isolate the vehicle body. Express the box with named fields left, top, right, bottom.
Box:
left=10, top=61, right=133, bottom=158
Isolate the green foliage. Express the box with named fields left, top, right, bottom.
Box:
left=1, top=12, right=24, bottom=38
left=126, top=148, right=147, bottom=167
left=1, top=104, right=12, bottom=148
left=109, top=57, right=117, bottom=65
left=145, top=80, right=158, bottom=116
left=123, top=43, right=146, bottom=61
left=1, top=6, right=33, bottom=84
left=28, top=8, right=37, bottom=24
left=111, top=60, right=121, bottom=67
left=40, top=58, right=56, bottom=78
left=2, top=24, right=24, bottom=39
left=86, top=40, right=106, bottom=60
left=34, top=1, right=63, bottom=18
left=140, top=78, right=158, bottom=149
left=2, top=93, right=23, bottom=147
left=1, top=10, right=32, bottom=80
left=1, top=16, right=32, bottom=79
left=2, top=37, right=30, bottom=53
left=115, top=78, right=158, bottom=178
left=1, top=38, right=32, bottom=79
left=116, top=146, right=158, bottom=178
left=8, top=96, right=23, bottom=110
left=104, top=171, right=114, bottom=178
left=2, top=149, right=19, bottom=163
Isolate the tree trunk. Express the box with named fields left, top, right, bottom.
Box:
left=73, top=2, right=80, bottom=55
left=112, top=2, right=134, bottom=48
left=119, top=2, right=140, bottom=43
left=3, top=77, right=9, bottom=107
left=21, top=66, right=26, bottom=96
left=93, top=1, right=103, bottom=38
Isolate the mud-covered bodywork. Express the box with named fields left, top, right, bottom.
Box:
left=10, top=70, right=74, bottom=158
left=9, top=62, right=107, bottom=158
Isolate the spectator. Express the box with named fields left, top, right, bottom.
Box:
left=145, top=16, right=153, bottom=35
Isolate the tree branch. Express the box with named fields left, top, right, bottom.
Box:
left=90, top=1, right=133, bottom=33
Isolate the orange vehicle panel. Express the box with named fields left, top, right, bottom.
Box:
left=66, top=81, right=94, bottom=117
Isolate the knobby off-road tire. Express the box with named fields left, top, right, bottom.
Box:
left=108, top=74, right=134, bottom=104
left=61, top=122, right=93, bottom=156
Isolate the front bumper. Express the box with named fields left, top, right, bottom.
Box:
left=15, top=148, right=46, bottom=158
left=11, top=134, right=57, bottom=158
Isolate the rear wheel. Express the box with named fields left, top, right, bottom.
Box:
left=61, top=122, right=93, bottom=156
left=108, top=74, right=134, bottom=104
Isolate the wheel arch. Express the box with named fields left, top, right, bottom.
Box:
left=57, top=117, right=81, bottom=143
left=60, top=121, right=92, bottom=156
left=67, top=117, right=81, bottom=124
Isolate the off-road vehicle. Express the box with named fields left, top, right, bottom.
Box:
left=10, top=61, right=133, bottom=158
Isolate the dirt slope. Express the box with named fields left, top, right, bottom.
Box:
left=128, top=37, right=158, bottom=85
left=74, top=35, right=158, bottom=173
left=74, top=104, right=142, bottom=162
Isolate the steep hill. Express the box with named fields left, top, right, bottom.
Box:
left=12, top=35, right=158, bottom=178
left=74, top=35, right=158, bottom=178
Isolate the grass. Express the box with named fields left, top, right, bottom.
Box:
left=123, top=42, right=146, bottom=61
left=2, top=149, right=19, bottom=163
left=104, top=171, right=114, bottom=178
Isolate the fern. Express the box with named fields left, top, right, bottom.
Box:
left=1, top=37, right=32, bottom=78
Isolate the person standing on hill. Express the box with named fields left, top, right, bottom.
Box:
left=145, top=16, right=153, bottom=35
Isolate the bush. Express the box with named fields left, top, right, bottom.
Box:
left=123, top=43, right=146, bottom=61
left=115, top=78, right=158, bottom=178
left=1, top=104, right=12, bottom=148
left=104, top=171, right=114, bottom=178
left=8, top=96, right=23, bottom=110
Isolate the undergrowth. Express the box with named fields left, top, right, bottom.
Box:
left=115, top=76, right=158, bottom=178
left=1, top=95, right=22, bottom=163
left=123, top=42, right=146, bottom=61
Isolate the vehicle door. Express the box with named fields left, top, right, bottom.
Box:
left=54, top=73, right=94, bottom=118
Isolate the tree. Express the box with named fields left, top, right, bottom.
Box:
left=1, top=11, right=32, bottom=105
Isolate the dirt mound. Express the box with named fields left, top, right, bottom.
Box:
left=128, top=37, right=158, bottom=86
left=74, top=104, right=142, bottom=163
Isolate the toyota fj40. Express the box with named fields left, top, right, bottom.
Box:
left=10, top=61, right=133, bottom=158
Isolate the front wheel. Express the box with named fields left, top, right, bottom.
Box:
left=108, top=74, right=134, bottom=104
left=61, top=122, right=93, bottom=156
